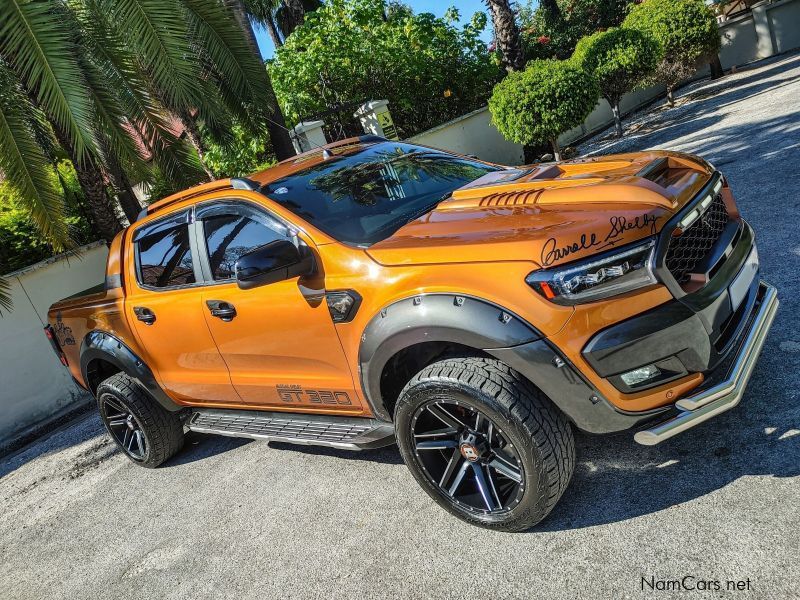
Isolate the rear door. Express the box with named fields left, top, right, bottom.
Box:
left=193, top=199, right=361, bottom=412
left=125, top=207, right=241, bottom=405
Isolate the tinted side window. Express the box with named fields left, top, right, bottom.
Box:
left=203, top=214, right=283, bottom=280
left=136, top=225, right=195, bottom=288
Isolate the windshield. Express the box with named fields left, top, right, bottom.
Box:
left=260, top=142, right=499, bottom=246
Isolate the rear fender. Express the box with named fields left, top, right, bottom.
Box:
left=80, top=330, right=181, bottom=412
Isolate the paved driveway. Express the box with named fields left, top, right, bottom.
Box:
left=2, top=53, right=799, bottom=600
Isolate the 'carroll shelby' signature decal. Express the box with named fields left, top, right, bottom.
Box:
left=541, top=213, right=660, bottom=267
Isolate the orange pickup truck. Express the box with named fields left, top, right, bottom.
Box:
left=46, top=137, right=777, bottom=531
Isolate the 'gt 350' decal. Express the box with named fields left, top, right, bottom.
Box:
left=277, top=384, right=353, bottom=405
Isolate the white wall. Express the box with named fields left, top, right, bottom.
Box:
left=0, top=243, right=108, bottom=445
left=408, top=106, right=525, bottom=166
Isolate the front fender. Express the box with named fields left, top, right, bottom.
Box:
left=358, top=294, right=541, bottom=420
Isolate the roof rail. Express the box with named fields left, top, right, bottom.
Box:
left=230, top=177, right=259, bottom=191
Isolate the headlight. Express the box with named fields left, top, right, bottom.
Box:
left=527, top=238, right=657, bottom=305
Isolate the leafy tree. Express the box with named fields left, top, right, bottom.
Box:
left=489, top=58, right=599, bottom=160
left=518, top=0, right=634, bottom=60
left=202, top=124, right=275, bottom=178
left=1, top=161, right=97, bottom=282
left=268, top=0, right=500, bottom=139
left=485, top=0, right=526, bottom=72
left=572, top=27, right=660, bottom=137
left=623, top=0, right=721, bottom=106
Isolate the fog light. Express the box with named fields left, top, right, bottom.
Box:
left=620, top=364, right=661, bottom=387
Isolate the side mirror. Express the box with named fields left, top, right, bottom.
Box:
left=235, top=240, right=314, bottom=290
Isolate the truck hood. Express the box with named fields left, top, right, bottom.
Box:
left=366, top=151, right=714, bottom=268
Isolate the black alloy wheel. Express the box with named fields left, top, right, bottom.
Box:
left=100, top=395, right=148, bottom=461
left=395, top=357, right=575, bottom=531
left=411, top=400, right=524, bottom=514
left=95, top=372, right=184, bottom=468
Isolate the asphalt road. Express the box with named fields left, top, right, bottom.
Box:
left=2, top=53, right=799, bottom=600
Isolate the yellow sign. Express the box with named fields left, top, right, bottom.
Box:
left=377, top=111, right=399, bottom=140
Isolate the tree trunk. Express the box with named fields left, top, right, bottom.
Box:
left=710, top=54, right=724, bottom=79
left=105, top=154, right=142, bottom=224
left=611, top=101, right=623, bottom=138
left=228, top=0, right=296, bottom=161
left=283, top=0, right=306, bottom=37
left=265, top=13, right=283, bottom=47
left=485, top=0, right=526, bottom=72
left=666, top=87, right=675, bottom=107
left=550, top=137, right=562, bottom=162
left=52, top=123, right=122, bottom=242
left=178, top=111, right=216, bottom=180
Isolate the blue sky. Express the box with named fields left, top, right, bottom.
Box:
left=253, top=0, right=494, bottom=60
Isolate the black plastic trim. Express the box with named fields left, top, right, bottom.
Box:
left=80, top=331, right=181, bottom=412
left=105, top=274, right=122, bottom=289
left=489, top=340, right=670, bottom=434
left=358, top=294, right=541, bottom=421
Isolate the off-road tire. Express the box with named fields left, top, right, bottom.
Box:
left=394, top=357, right=575, bottom=531
left=96, top=372, right=184, bottom=468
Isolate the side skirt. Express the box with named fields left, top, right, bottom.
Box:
left=187, top=409, right=396, bottom=450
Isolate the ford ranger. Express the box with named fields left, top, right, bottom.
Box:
left=46, top=137, right=778, bottom=531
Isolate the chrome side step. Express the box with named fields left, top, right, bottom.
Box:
left=634, top=282, right=778, bottom=446
left=187, top=409, right=396, bottom=450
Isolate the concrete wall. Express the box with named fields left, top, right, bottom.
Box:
left=405, top=0, right=800, bottom=165
left=0, top=242, right=108, bottom=445
left=719, top=14, right=761, bottom=69
left=408, top=106, right=525, bottom=166
left=768, top=0, right=800, bottom=54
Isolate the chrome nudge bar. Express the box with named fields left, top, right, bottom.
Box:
left=634, top=282, right=779, bottom=446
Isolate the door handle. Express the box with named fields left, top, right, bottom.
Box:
left=134, top=306, right=156, bottom=325
left=207, top=300, right=236, bottom=322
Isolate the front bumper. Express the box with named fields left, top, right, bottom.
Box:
left=633, top=281, right=778, bottom=445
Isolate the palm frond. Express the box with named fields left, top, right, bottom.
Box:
left=0, top=0, right=98, bottom=163
left=100, top=0, right=203, bottom=114
left=240, top=0, right=282, bottom=26
left=184, top=0, right=275, bottom=118
left=74, top=0, right=204, bottom=185
left=0, top=63, right=70, bottom=252
left=81, top=57, right=151, bottom=184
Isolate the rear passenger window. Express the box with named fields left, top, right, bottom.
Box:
left=136, top=224, right=195, bottom=288
left=203, top=214, right=284, bottom=280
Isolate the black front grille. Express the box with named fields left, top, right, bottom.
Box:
left=665, top=194, right=729, bottom=284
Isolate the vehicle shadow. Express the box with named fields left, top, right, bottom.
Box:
left=266, top=440, right=403, bottom=465
left=161, top=431, right=253, bottom=468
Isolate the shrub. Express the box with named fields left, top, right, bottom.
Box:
left=572, top=27, right=660, bottom=137
left=623, top=0, right=721, bottom=106
left=489, top=59, right=599, bottom=160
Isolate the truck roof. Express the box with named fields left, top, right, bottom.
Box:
left=138, top=136, right=387, bottom=222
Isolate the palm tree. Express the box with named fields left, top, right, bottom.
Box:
left=228, top=0, right=296, bottom=161
left=485, top=0, right=526, bottom=72
left=243, top=0, right=321, bottom=45
left=0, top=0, right=289, bottom=310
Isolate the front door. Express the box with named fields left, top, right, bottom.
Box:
left=125, top=207, right=241, bottom=405
left=194, top=200, right=361, bottom=413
